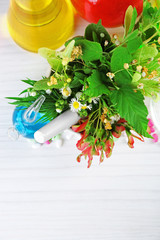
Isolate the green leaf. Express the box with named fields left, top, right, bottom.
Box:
left=128, top=8, right=138, bottom=34
left=125, top=29, right=139, bottom=42
left=111, top=86, right=151, bottom=138
left=111, top=47, right=132, bottom=85
left=85, top=20, right=111, bottom=43
left=38, top=41, right=75, bottom=72
left=75, top=39, right=103, bottom=62
left=70, top=72, right=85, bottom=88
left=38, top=47, right=63, bottom=72
left=59, top=40, right=75, bottom=58
left=19, top=89, right=30, bottom=96
left=47, top=58, right=63, bottom=73
left=38, top=48, right=56, bottom=59
left=21, top=79, right=36, bottom=86
left=132, top=72, right=141, bottom=82
left=85, top=70, right=110, bottom=97
left=127, top=36, right=142, bottom=53
left=156, top=0, right=160, bottom=8
left=133, top=45, right=158, bottom=62
left=33, top=78, right=63, bottom=91
left=65, top=36, right=84, bottom=47
left=124, top=5, right=134, bottom=36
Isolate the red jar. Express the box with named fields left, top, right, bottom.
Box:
left=71, top=0, right=143, bottom=28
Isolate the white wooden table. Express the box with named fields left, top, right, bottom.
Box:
left=0, top=1, right=160, bottom=239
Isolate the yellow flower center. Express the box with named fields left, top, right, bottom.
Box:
left=81, top=106, right=87, bottom=110
left=73, top=101, right=80, bottom=109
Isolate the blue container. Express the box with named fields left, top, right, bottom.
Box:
left=13, top=107, right=49, bottom=139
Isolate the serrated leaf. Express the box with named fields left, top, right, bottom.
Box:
left=85, top=20, right=111, bottom=43
left=33, top=79, right=63, bottom=91
left=75, top=39, right=103, bottom=62
left=85, top=70, right=110, bottom=97
left=111, top=47, right=132, bottom=85
left=111, top=87, right=151, bottom=138
left=133, top=45, right=158, bottom=62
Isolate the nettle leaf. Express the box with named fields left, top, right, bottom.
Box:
left=75, top=39, right=103, bottom=62
left=133, top=45, right=158, bottom=62
left=111, top=47, right=132, bottom=85
left=85, top=20, right=111, bottom=43
left=85, top=70, right=110, bottom=97
left=111, top=86, right=151, bottom=138
left=33, top=78, right=63, bottom=91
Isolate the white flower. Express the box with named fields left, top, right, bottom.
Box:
left=69, top=98, right=82, bottom=112
left=60, top=87, right=72, bottom=98
left=46, top=89, right=52, bottom=95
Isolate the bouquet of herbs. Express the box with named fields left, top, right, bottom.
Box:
left=8, top=1, right=160, bottom=167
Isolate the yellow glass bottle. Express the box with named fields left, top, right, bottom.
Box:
left=7, top=0, right=74, bottom=52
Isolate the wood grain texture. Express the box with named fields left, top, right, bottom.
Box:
left=0, top=1, right=160, bottom=239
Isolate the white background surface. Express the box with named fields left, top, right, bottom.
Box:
left=0, top=1, right=160, bottom=239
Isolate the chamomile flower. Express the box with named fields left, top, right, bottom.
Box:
left=60, top=87, right=72, bottom=98
left=70, top=98, right=82, bottom=112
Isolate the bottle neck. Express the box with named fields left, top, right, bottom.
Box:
left=11, top=0, right=63, bottom=26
